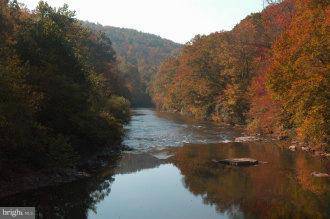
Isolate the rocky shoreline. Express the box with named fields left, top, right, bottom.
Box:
left=160, top=110, right=329, bottom=158
left=286, top=140, right=330, bottom=158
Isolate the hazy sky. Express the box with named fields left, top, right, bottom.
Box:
left=19, top=0, right=264, bottom=43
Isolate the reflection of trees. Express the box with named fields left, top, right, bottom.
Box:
left=115, top=152, right=167, bottom=175
left=171, top=143, right=330, bottom=218
left=0, top=152, right=169, bottom=218
left=0, top=156, right=121, bottom=218
left=295, top=153, right=329, bottom=195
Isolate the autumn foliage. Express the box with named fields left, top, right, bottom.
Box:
left=267, top=0, right=329, bottom=146
left=86, top=22, right=182, bottom=107
left=0, top=1, right=130, bottom=170
left=151, top=0, right=329, bottom=149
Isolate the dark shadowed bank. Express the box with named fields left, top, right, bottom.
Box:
left=0, top=1, right=131, bottom=198
left=0, top=144, right=125, bottom=199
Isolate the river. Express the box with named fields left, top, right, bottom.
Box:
left=2, top=109, right=329, bottom=218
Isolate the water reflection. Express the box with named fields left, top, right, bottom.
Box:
left=1, top=109, right=329, bottom=219
left=1, top=143, right=329, bottom=219
left=89, top=154, right=228, bottom=219
left=114, top=152, right=168, bottom=175
left=170, top=143, right=330, bottom=218
left=0, top=156, right=120, bottom=219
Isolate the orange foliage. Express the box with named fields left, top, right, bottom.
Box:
left=267, top=0, right=329, bottom=147
left=152, top=0, right=328, bottom=148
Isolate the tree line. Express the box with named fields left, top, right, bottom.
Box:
left=85, top=22, right=182, bottom=107
left=0, top=0, right=130, bottom=171
left=151, top=0, right=329, bottom=150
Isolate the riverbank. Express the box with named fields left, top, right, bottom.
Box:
left=1, top=109, right=329, bottom=219
left=0, top=145, right=124, bottom=199
left=157, top=108, right=329, bottom=157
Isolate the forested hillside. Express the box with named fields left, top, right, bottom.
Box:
left=0, top=1, right=130, bottom=172
left=151, top=0, right=329, bottom=149
left=85, top=22, right=182, bottom=106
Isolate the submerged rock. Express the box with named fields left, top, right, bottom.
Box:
left=213, top=158, right=259, bottom=166
left=311, top=172, right=330, bottom=178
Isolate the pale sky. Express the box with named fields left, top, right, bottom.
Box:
left=19, top=0, right=264, bottom=44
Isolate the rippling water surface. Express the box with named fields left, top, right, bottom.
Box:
left=123, top=108, right=238, bottom=149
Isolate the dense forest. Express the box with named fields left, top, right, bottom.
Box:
left=85, top=22, right=182, bottom=106
left=0, top=0, right=329, bottom=217
left=151, top=0, right=329, bottom=150
left=0, top=0, right=328, bottom=170
left=0, top=0, right=130, bottom=172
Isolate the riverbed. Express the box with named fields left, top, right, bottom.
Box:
left=1, top=109, right=329, bottom=218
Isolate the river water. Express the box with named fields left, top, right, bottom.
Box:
left=2, top=109, right=329, bottom=218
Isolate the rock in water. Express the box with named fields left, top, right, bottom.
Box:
left=311, top=172, right=330, bottom=178
left=213, top=158, right=259, bottom=166
left=289, top=145, right=296, bottom=151
left=301, top=146, right=310, bottom=151
left=234, top=136, right=259, bottom=142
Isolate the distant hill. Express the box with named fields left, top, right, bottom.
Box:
left=84, top=22, right=182, bottom=106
